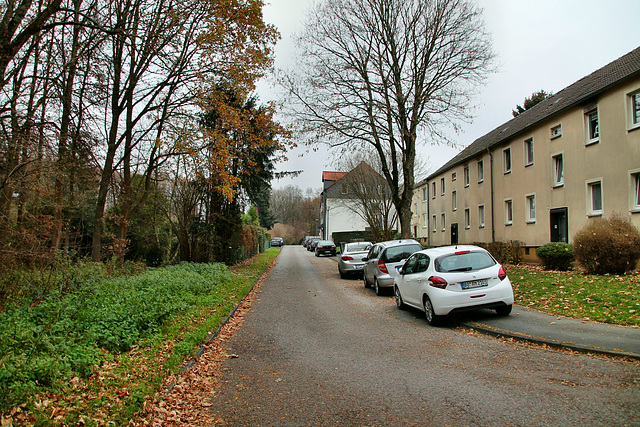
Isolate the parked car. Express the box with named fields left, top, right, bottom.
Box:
left=270, top=237, right=284, bottom=247
left=315, top=240, right=337, bottom=257
left=394, top=245, right=514, bottom=326
left=338, top=242, right=372, bottom=278
left=307, top=238, right=321, bottom=252
left=363, top=239, right=423, bottom=295
left=303, top=236, right=319, bottom=248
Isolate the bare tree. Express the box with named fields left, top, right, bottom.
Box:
left=283, top=0, right=494, bottom=238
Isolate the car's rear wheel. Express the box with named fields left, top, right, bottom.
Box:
left=394, top=286, right=406, bottom=310
left=423, top=296, right=441, bottom=326
left=374, top=277, right=385, bottom=296
left=363, top=274, right=371, bottom=288
left=495, top=304, right=512, bottom=316
left=339, top=268, right=346, bottom=279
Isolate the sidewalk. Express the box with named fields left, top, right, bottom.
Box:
left=462, top=305, right=640, bottom=360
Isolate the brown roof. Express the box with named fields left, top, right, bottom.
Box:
left=426, top=46, right=640, bottom=182
left=322, top=171, right=347, bottom=182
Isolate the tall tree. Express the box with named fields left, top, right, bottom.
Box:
left=283, top=0, right=494, bottom=238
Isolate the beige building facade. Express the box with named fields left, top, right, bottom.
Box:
left=412, top=47, right=640, bottom=255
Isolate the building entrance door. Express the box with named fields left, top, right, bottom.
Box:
left=451, top=223, right=458, bottom=245
left=550, top=208, right=568, bottom=243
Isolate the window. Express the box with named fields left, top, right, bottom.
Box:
left=553, top=154, right=564, bottom=187
left=452, top=191, right=457, bottom=211
left=452, top=172, right=457, bottom=181
left=478, top=205, right=485, bottom=228
left=524, top=138, right=534, bottom=166
left=629, top=91, right=640, bottom=129
left=587, top=179, right=603, bottom=215
left=422, top=213, right=428, bottom=228
left=432, top=182, right=436, bottom=199
left=505, top=199, right=513, bottom=225
left=341, top=185, right=348, bottom=194
left=550, top=124, right=562, bottom=139
left=432, top=214, right=437, bottom=232
left=441, top=213, right=446, bottom=231
left=526, top=194, right=536, bottom=223
left=441, top=177, right=445, bottom=195
left=631, top=171, right=640, bottom=212
left=503, top=148, right=512, bottom=174
left=477, top=160, right=484, bottom=183
left=422, top=187, right=427, bottom=201
left=463, top=165, right=470, bottom=187
left=464, top=208, right=470, bottom=229
left=633, top=173, right=640, bottom=211
left=586, top=108, right=599, bottom=144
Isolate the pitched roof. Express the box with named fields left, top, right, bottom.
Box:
left=427, top=46, right=640, bottom=181
left=322, top=171, right=347, bottom=182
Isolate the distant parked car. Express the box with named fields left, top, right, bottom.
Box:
left=307, top=238, right=321, bottom=252
left=270, top=237, right=284, bottom=247
left=394, top=245, right=514, bottom=326
left=338, top=242, right=372, bottom=278
left=363, top=239, right=423, bottom=296
left=303, top=236, right=319, bottom=248
left=315, top=240, right=336, bottom=257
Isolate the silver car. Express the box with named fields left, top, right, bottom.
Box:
left=337, top=242, right=372, bottom=278
left=363, top=239, right=423, bottom=296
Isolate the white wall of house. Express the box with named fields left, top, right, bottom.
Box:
left=324, top=198, right=370, bottom=241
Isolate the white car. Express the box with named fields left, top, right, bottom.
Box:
left=393, top=245, right=514, bottom=325
left=337, top=242, right=372, bottom=278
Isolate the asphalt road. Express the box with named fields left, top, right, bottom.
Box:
left=208, top=246, right=640, bottom=426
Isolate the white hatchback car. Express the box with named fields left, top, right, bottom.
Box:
left=394, top=245, right=514, bottom=325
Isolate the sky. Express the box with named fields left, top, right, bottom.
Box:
left=255, top=0, right=640, bottom=192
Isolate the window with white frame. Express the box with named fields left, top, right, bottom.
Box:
left=441, top=177, right=445, bottom=195
left=341, top=185, right=348, bottom=194
left=585, top=107, right=599, bottom=145
left=441, top=213, right=446, bottom=231
left=422, top=213, right=428, bottom=228
left=505, top=199, right=513, bottom=225
left=553, top=153, right=564, bottom=187
left=452, top=172, right=457, bottom=181
left=432, top=182, right=436, bottom=199
left=629, top=90, right=640, bottom=129
left=526, top=194, right=536, bottom=223
left=630, top=171, right=640, bottom=212
left=422, top=187, right=427, bottom=201
left=477, top=160, right=484, bottom=183
left=550, top=124, right=562, bottom=139
left=587, top=179, right=603, bottom=215
left=464, top=208, right=470, bottom=229
left=452, top=191, right=457, bottom=211
left=503, top=148, right=512, bottom=174
left=463, top=165, right=470, bottom=187
left=432, top=214, right=437, bottom=232
left=524, top=138, right=534, bottom=166
left=478, top=205, right=485, bottom=228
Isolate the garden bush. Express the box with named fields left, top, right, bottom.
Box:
left=473, top=240, right=523, bottom=264
left=573, top=214, right=640, bottom=274
left=535, top=242, right=575, bottom=271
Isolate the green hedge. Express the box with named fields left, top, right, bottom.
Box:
left=535, top=242, right=575, bottom=271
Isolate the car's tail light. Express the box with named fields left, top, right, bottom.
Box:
left=341, top=256, right=354, bottom=261
left=498, top=266, right=507, bottom=281
left=428, top=276, right=448, bottom=289
left=378, top=259, right=389, bottom=274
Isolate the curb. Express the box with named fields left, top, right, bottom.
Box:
left=166, top=249, right=281, bottom=390
left=463, top=321, right=640, bottom=361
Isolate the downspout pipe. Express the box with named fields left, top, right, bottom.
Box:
left=488, top=148, right=495, bottom=243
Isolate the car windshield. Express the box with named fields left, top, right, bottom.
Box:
left=435, top=251, right=496, bottom=273
left=383, top=244, right=423, bottom=263
left=346, top=243, right=371, bottom=252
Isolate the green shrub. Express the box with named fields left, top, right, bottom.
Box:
left=573, top=214, right=640, bottom=275
left=535, top=242, right=575, bottom=271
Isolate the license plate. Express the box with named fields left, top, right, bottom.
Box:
left=354, top=265, right=362, bottom=269
left=461, top=279, right=488, bottom=289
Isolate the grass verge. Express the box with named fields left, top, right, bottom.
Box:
left=1, top=248, right=280, bottom=426
left=508, top=264, right=640, bottom=326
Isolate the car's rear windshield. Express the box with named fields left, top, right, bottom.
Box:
left=383, top=244, right=423, bottom=263
left=318, top=241, right=334, bottom=246
left=435, top=251, right=496, bottom=273
left=347, top=243, right=371, bottom=252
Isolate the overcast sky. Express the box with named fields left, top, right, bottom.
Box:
left=256, top=0, right=640, bottom=192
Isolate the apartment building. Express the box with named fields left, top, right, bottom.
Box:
left=413, top=47, right=640, bottom=258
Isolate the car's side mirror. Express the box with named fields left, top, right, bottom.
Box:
left=396, top=265, right=404, bottom=275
